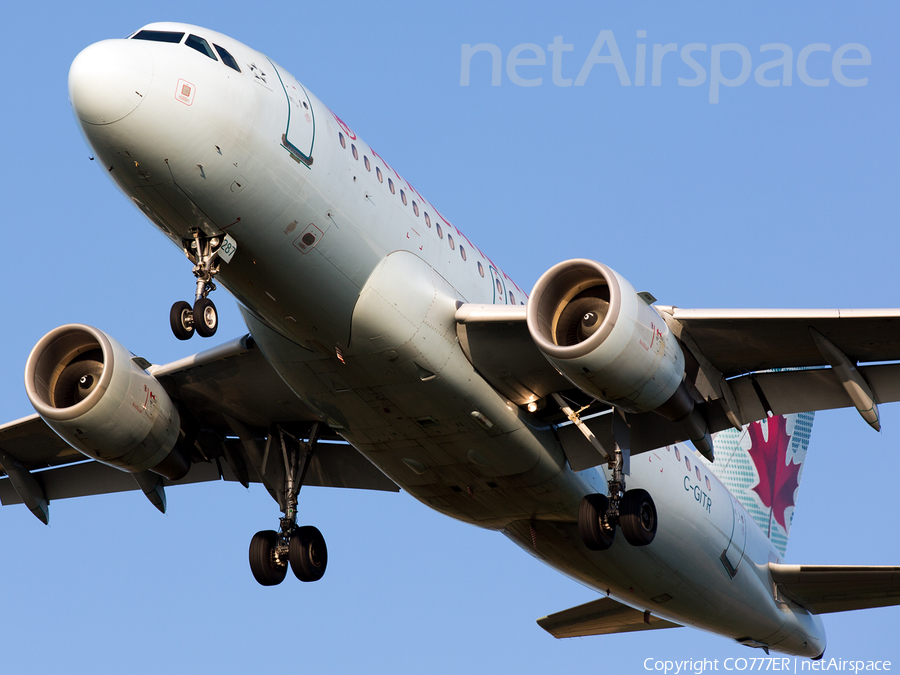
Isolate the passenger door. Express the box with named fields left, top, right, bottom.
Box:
left=269, top=61, right=315, bottom=166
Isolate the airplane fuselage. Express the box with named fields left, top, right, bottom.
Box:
left=68, top=22, right=825, bottom=656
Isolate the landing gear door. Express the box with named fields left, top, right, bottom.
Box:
left=269, top=60, right=315, bottom=166
left=720, top=496, right=747, bottom=578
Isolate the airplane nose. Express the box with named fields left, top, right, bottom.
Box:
left=69, top=40, right=153, bottom=125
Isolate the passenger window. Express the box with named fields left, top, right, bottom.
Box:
left=495, top=279, right=503, bottom=296
left=674, top=447, right=681, bottom=461
left=339, top=132, right=346, bottom=149
left=376, top=167, right=383, bottom=183
left=400, top=189, right=407, bottom=205
left=412, top=201, right=419, bottom=216
left=186, top=34, right=218, bottom=60
left=214, top=44, right=241, bottom=72
left=364, top=156, right=371, bottom=171
left=685, top=457, right=691, bottom=472
left=388, top=178, right=395, bottom=194
left=448, top=234, right=455, bottom=250
left=351, top=144, right=358, bottom=160
left=705, top=476, right=711, bottom=490
left=132, top=30, right=184, bottom=43
left=477, top=261, right=484, bottom=277
left=695, top=466, right=701, bottom=481
left=509, top=291, right=515, bottom=304
left=460, top=246, right=467, bottom=261
left=436, top=223, right=443, bottom=239
left=424, top=212, right=431, bottom=228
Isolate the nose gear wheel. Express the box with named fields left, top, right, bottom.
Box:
left=169, top=301, right=195, bottom=341
left=169, top=229, right=227, bottom=340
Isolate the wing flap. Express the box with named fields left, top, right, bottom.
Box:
left=0, top=459, right=225, bottom=505
left=0, top=440, right=398, bottom=507
left=726, top=364, right=900, bottom=421
left=537, top=596, right=681, bottom=638
left=769, top=563, right=900, bottom=614
left=298, top=442, right=399, bottom=492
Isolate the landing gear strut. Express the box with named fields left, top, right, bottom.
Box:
left=579, top=444, right=658, bottom=550
left=169, top=229, right=228, bottom=340
left=248, top=423, right=328, bottom=585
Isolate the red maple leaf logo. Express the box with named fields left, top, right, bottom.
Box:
left=747, top=415, right=801, bottom=534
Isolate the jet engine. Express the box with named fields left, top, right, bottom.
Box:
left=526, top=259, right=695, bottom=421
left=25, top=324, right=189, bottom=480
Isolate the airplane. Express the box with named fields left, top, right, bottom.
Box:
left=1, top=21, right=898, bottom=658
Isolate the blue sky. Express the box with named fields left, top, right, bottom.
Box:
left=1, top=2, right=898, bottom=673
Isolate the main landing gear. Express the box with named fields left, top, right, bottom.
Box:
left=578, top=445, right=658, bottom=551
left=248, top=424, right=328, bottom=585
left=169, top=230, right=224, bottom=340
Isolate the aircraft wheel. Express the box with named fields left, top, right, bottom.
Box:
left=620, top=489, right=657, bottom=546
left=578, top=494, right=615, bottom=551
left=193, top=298, right=218, bottom=338
left=249, top=530, right=287, bottom=586
left=289, top=526, right=328, bottom=582
left=169, top=301, right=194, bottom=340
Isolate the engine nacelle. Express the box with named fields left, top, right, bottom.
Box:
left=527, top=259, right=691, bottom=417
left=25, top=324, right=189, bottom=480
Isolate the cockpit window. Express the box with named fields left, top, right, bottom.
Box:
left=186, top=34, right=218, bottom=61
left=132, top=30, right=184, bottom=43
left=214, top=44, right=241, bottom=72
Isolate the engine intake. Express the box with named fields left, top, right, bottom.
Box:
left=527, top=259, right=691, bottom=418
left=25, top=324, right=189, bottom=479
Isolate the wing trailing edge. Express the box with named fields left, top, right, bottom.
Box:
left=537, top=596, right=681, bottom=638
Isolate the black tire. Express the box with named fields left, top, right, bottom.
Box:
left=578, top=494, right=615, bottom=551
left=249, top=530, right=287, bottom=586
left=193, top=298, right=218, bottom=338
left=289, top=526, right=328, bottom=582
left=620, top=488, right=658, bottom=546
left=169, top=301, right=194, bottom=340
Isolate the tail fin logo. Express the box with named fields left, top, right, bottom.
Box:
left=747, top=416, right=801, bottom=535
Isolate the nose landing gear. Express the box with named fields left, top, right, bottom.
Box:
left=169, top=230, right=235, bottom=340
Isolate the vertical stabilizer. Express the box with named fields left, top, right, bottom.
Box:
left=705, top=412, right=815, bottom=556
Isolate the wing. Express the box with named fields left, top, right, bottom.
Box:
left=456, top=304, right=900, bottom=463
left=0, top=335, right=397, bottom=522
left=537, top=596, right=681, bottom=638
left=769, top=563, right=900, bottom=614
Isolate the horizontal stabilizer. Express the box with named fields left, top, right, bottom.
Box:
left=769, top=563, right=900, bottom=614
left=537, top=597, right=681, bottom=638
